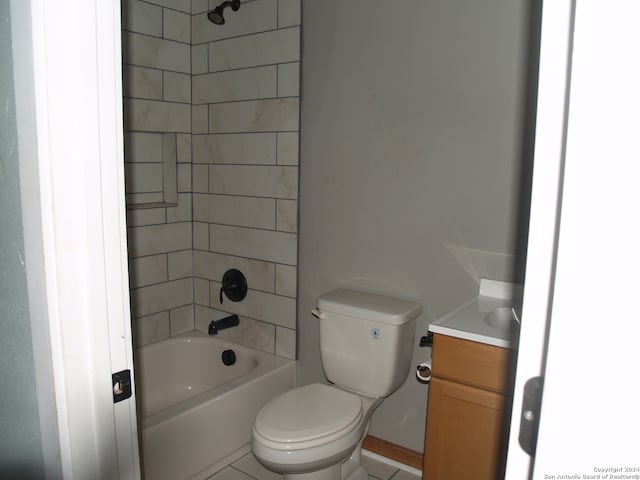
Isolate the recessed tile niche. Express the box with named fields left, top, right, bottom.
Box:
left=125, top=132, right=178, bottom=208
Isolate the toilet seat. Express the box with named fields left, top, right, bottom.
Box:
left=253, top=383, right=363, bottom=450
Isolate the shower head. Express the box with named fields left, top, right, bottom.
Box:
left=207, top=0, right=241, bottom=25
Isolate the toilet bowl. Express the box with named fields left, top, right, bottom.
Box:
left=251, top=289, right=422, bottom=480
left=251, top=383, right=381, bottom=478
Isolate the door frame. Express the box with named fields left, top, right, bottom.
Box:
left=506, top=0, right=640, bottom=476
left=11, top=0, right=140, bottom=478
left=504, top=0, right=575, bottom=476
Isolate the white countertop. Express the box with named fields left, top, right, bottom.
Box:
left=428, top=296, right=520, bottom=349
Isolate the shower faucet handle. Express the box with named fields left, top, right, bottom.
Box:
left=219, top=269, right=248, bottom=304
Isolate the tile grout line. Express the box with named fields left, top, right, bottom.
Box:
left=362, top=450, right=422, bottom=478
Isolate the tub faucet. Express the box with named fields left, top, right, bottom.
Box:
left=208, top=314, right=240, bottom=335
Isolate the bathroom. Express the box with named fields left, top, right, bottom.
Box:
left=121, top=0, right=536, bottom=478
left=5, top=0, right=640, bottom=478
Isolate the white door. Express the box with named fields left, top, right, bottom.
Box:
left=506, top=1, right=640, bottom=477
left=11, top=0, right=141, bottom=478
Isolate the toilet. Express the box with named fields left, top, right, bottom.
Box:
left=251, top=288, right=422, bottom=480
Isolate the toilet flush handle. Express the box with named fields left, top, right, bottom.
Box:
left=311, top=309, right=325, bottom=320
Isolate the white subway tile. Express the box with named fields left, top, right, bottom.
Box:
left=170, top=304, right=194, bottom=335
left=124, top=163, right=164, bottom=194
left=209, top=27, right=300, bottom=72
left=193, top=66, right=277, bottom=104
left=166, top=193, right=192, bottom=222
left=124, top=98, right=191, bottom=133
left=126, top=192, right=164, bottom=205
left=125, top=132, right=163, bottom=163
left=278, top=0, right=301, bottom=28
left=122, top=0, right=163, bottom=37
left=275, top=264, right=297, bottom=298
left=192, top=164, right=209, bottom=193
left=210, top=165, right=298, bottom=199
left=194, top=304, right=212, bottom=331
left=193, top=222, right=210, bottom=251
left=163, top=9, right=190, bottom=43
left=192, top=44, right=209, bottom=75
left=176, top=134, right=191, bottom=163
left=210, top=224, right=297, bottom=265
left=216, top=314, right=276, bottom=354
left=192, top=105, right=209, bottom=134
left=192, top=0, right=277, bottom=45
left=133, top=311, right=170, bottom=347
left=193, top=193, right=276, bottom=229
left=276, top=326, right=296, bottom=359
left=276, top=199, right=298, bottom=232
left=193, top=250, right=276, bottom=293
left=191, top=0, right=209, bottom=15
left=163, top=71, right=191, bottom=103
left=147, top=0, right=190, bottom=13
left=209, top=98, right=299, bottom=133
left=128, top=222, right=192, bottom=257
left=194, top=277, right=210, bottom=305
left=123, top=65, right=163, bottom=100
left=177, top=164, right=191, bottom=192
left=277, top=62, right=299, bottom=97
left=128, top=254, right=168, bottom=288
left=162, top=133, right=178, bottom=205
left=122, top=32, right=190, bottom=73
left=277, top=132, right=299, bottom=165
left=130, top=277, right=193, bottom=317
left=192, top=133, right=276, bottom=165
left=209, top=283, right=296, bottom=328
left=195, top=306, right=277, bottom=354
left=168, top=249, right=193, bottom=280
left=126, top=207, right=166, bottom=227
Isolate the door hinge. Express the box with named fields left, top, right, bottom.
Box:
left=519, top=376, right=544, bottom=456
left=112, top=369, right=132, bottom=403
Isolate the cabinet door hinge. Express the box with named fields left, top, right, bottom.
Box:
left=518, top=376, right=544, bottom=455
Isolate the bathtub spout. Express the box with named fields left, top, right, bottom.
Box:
left=208, top=314, right=240, bottom=335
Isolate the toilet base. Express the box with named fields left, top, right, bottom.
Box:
left=283, top=458, right=368, bottom=480
left=282, top=437, right=370, bottom=480
left=285, top=463, right=341, bottom=480
left=342, top=459, right=368, bottom=480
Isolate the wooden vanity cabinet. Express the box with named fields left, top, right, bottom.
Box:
left=423, top=334, right=516, bottom=480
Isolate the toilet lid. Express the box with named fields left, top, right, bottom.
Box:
left=254, top=383, right=363, bottom=445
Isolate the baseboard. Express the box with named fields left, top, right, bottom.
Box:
left=362, top=435, right=423, bottom=472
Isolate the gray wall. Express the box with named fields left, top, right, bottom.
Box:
left=298, top=0, right=534, bottom=452
left=0, top=2, right=44, bottom=476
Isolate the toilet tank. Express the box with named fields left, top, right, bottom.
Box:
left=315, top=289, right=422, bottom=398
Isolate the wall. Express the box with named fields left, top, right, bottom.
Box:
left=122, top=0, right=195, bottom=346
left=298, top=0, right=534, bottom=452
left=190, top=0, right=300, bottom=358
left=0, top=2, right=44, bottom=475
left=122, top=0, right=300, bottom=358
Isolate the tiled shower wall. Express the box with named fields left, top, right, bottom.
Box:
left=121, top=0, right=300, bottom=359
left=190, top=0, right=300, bottom=359
left=122, top=0, right=195, bottom=346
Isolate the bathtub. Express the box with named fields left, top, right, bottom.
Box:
left=135, top=331, right=295, bottom=480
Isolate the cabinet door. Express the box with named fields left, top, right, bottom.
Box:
left=423, top=378, right=509, bottom=480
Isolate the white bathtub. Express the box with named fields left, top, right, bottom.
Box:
left=135, top=331, right=295, bottom=480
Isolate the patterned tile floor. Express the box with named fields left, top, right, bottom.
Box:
left=205, top=452, right=421, bottom=480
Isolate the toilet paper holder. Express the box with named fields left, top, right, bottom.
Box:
left=416, top=360, right=432, bottom=384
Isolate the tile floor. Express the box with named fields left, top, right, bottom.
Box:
left=205, top=452, right=421, bottom=480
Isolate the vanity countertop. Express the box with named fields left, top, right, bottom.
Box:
left=428, top=295, right=520, bottom=350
